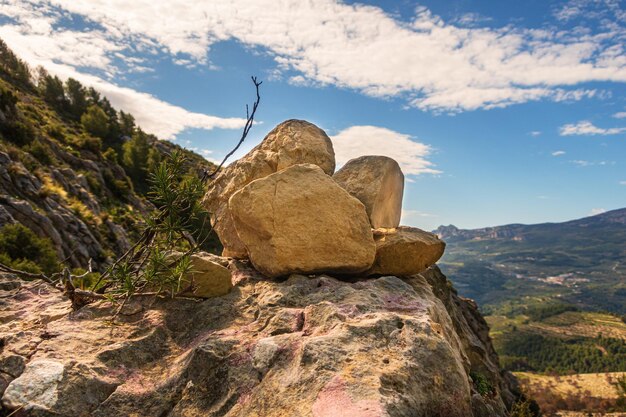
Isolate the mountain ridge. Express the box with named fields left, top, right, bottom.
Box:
left=435, top=207, right=626, bottom=241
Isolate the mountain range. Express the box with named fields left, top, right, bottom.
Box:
left=435, top=208, right=626, bottom=314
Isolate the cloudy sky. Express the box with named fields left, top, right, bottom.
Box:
left=1, top=0, right=625, bottom=230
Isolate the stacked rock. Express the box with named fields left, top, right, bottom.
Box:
left=204, top=119, right=445, bottom=278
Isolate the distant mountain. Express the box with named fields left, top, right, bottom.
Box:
left=434, top=208, right=626, bottom=314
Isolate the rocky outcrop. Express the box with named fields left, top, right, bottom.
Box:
left=0, top=150, right=137, bottom=268
left=333, top=155, right=404, bottom=229
left=0, top=262, right=520, bottom=417
left=367, top=227, right=445, bottom=276
left=203, top=120, right=336, bottom=258
left=229, top=164, right=375, bottom=278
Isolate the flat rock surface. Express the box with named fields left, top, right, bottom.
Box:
left=0, top=264, right=518, bottom=417
left=203, top=120, right=336, bottom=258
left=229, top=164, right=375, bottom=278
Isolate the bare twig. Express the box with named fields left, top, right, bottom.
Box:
left=203, top=76, right=262, bottom=181
left=0, top=262, right=58, bottom=287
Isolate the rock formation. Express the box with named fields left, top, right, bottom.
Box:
left=0, top=263, right=521, bottom=417
left=229, top=164, right=375, bottom=278
left=205, top=120, right=443, bottom=279
left=367, top=227, right=445, bottom=276
left=203, top=120, right=336, bottom=258
left=333, top=155, right=404, bottom=229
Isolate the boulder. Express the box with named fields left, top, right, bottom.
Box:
left=366, top=226, right=445, bottom=276
left=203, top=120, right=336, bottom=258
left=171, top=252, right=233, bottom=298
left=333, top=155, right=404, bottom=228
left=228, top=164, right=375, bottom=277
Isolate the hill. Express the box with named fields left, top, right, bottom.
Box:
left=0, top=39, right=217, bottom=274
left=435, top=208, right=626, bottom=315
left=436, top=210, right=626, bottom=414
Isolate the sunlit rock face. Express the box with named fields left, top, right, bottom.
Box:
left=229, top=164, right=375, bottom=278
left=202, top=120, right=336, bottom=258
left=0, top=264, right=518, bottom=417
left=366, top=226, right=445, bottom=277
left=333, top=155, right=404, bottom=229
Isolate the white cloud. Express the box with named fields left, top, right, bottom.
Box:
left=589, top=207, right=606, bottom=216
left=614, top=111, right=626, bottom=119
left=401, top=209, right=438, bottom=225
left=570, top=159, right=614, bottom=167
left=559, top=120, right=626, bottom=136
left=1, top=0, right=626, bottom=114
left=620, top=180, right=626, bottom=185
left=0, top=2, right=247, bottom=139
left=330, top=125, right=440, bottom=176
left=530, top=131, right=542, bottom=137
left=552, top=150, right=566, bottom=156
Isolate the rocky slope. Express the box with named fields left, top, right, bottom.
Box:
left=0, top=261, right=522, bottom=417
left=0, top=46, right=212, bottom=271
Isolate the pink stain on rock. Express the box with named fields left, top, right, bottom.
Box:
left=312, top=376, right=384, bottom=417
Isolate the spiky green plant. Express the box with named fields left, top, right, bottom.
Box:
left=93, top=150, right=210, bottom=299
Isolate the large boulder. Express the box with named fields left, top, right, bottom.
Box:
left=203, top=120, right=336, bottom=258
left=333, top=155, right=404, bottom=228
left=228, top=164, right=375, bottom=278
left=366, top=226, right=445, bottom=276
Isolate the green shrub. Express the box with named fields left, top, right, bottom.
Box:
left=0, top=223, right=59, bottom=274
left=470, top=371, right=494, bottom=396
left=73, top=134, right=102, bottom=153
left=80, top=105, right=109, bottom=138
left=44, top=123, right=65, bottom=141
left=510, top=400, right=541, bottom=417
left=0, top=119, right=35, bottom=146
left=24, top=139, right=54, bottom=165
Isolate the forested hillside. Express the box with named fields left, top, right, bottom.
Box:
left=0, top=39, right=217, bottom=274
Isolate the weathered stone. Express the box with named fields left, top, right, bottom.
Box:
left=0, top=266, right=518, bottom=417
left=229, top=164, right=375, bottom=277
left=3, top=359, right=65, bottom=412
left=333, top=155, right=404, bottom=228
left=203, top=120, right=336, bottom=258
left=366, top=226, right=445, bottom=276
left=169, top=252, right=233, bottom=298
left=185, top=254, right=233, bottom=298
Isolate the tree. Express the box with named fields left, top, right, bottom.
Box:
left=0, top=38, right=31, bottom=85
left=65, top=78, right=88, bottom=120
left=118, top=111, right=136, bottom=137
left=37, top=69, right=67, bottom=111
left=81, top=105, right=109, bottom=139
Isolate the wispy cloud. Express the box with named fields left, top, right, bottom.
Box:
left=614, top=111, right=626, bottom=119
left=559, top=121, right=626, bottom=136
left=0, top=1, right=247, bottom=139
left=570, top=159, right=614, bottom=167
left=530, top=131, right=542, bottom=137
left=330, top=125, right=440, bottom=176
left=552, top=150, right=566, bottom=156
left=620, top=180, right=626, bottom=185
left=589, top=207, right=606, bottom=216
left=1, top=0, right=625, bottom=114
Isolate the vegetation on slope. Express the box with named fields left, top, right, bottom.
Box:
left=0, top=38, right=219, bottom=274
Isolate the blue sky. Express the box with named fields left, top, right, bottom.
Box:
left=1, top=0, right=625, bottom=230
